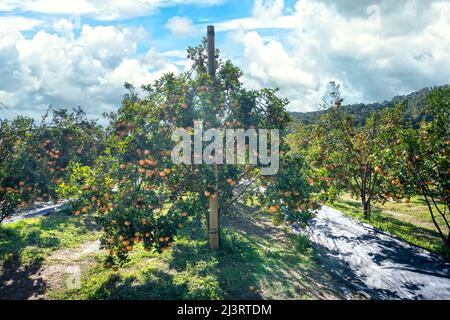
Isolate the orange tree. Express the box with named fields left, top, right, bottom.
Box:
left=290, top=83, right=406, bottom=219
left=387, top=87, right=449, bottom=250
left=0, top=116, right=42, bottom=224
left=0, top=108, right=105, bottom=224
left=60, top=39, right=319, bottom=267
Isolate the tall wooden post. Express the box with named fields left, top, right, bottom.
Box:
left=207, top=25, right=219, bottom=250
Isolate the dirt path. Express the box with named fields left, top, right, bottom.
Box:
left=0, top=240, right=101, bottom=300
left=296, top=206, right=450, bottom=300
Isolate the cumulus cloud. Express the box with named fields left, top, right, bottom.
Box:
left=2, top=0, right=450, bottom=118
left=227, top=0, right=450, bottom=111
left=0, top=25, right=181, bottom=119
left=165, top=16, right=197, bottom=37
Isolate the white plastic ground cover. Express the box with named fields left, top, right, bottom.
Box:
left=294, top=206, right=450, bottom=300
left=3, top=201, right=67, bottom=224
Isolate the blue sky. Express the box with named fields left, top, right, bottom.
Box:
left=1, top=0, right=450, bottom=119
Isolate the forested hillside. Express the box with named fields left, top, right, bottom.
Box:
left=291, top=86, right=448, bottom=125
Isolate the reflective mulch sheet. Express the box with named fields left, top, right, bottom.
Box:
left=294, top=206, right=450, bottom=300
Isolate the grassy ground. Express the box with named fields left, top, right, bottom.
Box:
left=0, top=210, right=101, bottom=267
left=0, top=203, right=352, bottom=300
left=332, top=194, right=449, bottom=258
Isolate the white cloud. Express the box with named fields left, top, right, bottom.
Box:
left=252, top=0, right=284, bottom=19
left=213, top=16, right=299, bottom=32
left=2, top=0, right=450, bottom=118
left=0, top=0, right=225, bottom=21
left=226, top=0, right=450, bottom=111
left=0, top=16, right=42, bottom=31
left=52, top=18, right=75, bottom=38
left=213, top=0, right=298, bottom=32
left=0, top=25, right=180, bottom=118
left=165, top=16, right=197, bottom=37
left=24, top=0, right=96, bottom=15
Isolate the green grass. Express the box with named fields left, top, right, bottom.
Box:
left=332, top=194, right=449, bottom=258
left=0, top=209, right=101, bottom=267
left=1, top=202, right=345, bottom=300
left=49, top=210, right=320, bottom=300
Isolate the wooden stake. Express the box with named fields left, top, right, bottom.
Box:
left=207, top=26, right=216, bottom=79
left=207, top=25, right=219, bottom=250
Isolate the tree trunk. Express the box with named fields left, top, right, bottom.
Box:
left=361, top=196, right=371, bottom=220
left=362, top=200, right=371, bottom=220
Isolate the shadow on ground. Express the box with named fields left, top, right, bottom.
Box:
left=0, top=259, right=46, bottom=300
left=0, top=212, right=99, bottom=300
left=302, top=206, right=450, bottom=300
left=78, top=203, right=355, bottom=300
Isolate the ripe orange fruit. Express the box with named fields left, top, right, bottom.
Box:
left=181, top=212, right=188, bottom=217
left=144, top=149, right=151, bottom=155
left=204, top=191, right=211, bottom=198
left=375, top=166, right=382, bottom=174
left=269, top=206, right=278, bottom=214
left=124, top=221, right=131, bottom=226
